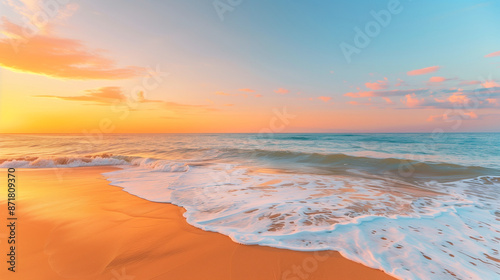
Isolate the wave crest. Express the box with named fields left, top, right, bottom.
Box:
left=0, top=154, right=128, bottom=168
left=0, top=154, right=191, bottom=173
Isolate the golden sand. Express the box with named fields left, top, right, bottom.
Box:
left=0, top=167, right=395, bottom=280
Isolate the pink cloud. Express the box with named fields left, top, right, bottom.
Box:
left=365, top=80, right=388, bottom=90
left=215, top=91, right=231, bottom=96
left=459, top=80, right=481, bottom=85
left=482, top=81, right=500, bottom=88
left=463, top=111, right=478, bottom=119
left=428, top=111, right=478, bottom=122
left=344, top=91, right=375, bottom=98
left=35, top=87, right=211, bottom=113
left=485, top=50, right=500, bottom=58
left=486, top=98, right=498, bottom=105
left=35, top=87, right=125, bottom=104
left=407, top=66, right=440, bottom=76
left=274, top=88, right=289, bottom=94
left=318, top=96, right=332, bottom=103
left=344, top=88, right=428, bottom=98
left=402, top=93, right=424, bottom=107
left=254, top=94, right=262, bottom=98
left=428, top=76, right=446, bottom=83
left=0, top=19, right=144, bottom=80
left=427, top=114, right=446, bottom=122
left=382, top=97, right=394, bottom=104
left=348, top=101, right=373, bottom=106
left=427, top=113, right=456, bottom=121
left=447, top=92, right=470, bottom=104
left=239, top=88, right=255, bottom=93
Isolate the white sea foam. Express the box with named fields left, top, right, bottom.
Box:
left=130, top=157, right=190, bottom=172
left=0, top=156, right=129, bottom=168
left=104, top=163, right=500, bottom=280
left=0, top=156, right=189, bottom=172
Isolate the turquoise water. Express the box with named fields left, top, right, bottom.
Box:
left=1, top=133, right=499, bottom=279
left=1, top=133, right=500, bottom=169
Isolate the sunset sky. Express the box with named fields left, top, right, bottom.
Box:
left=1, top=0, right=500, bottom=133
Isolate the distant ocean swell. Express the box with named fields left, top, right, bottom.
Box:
left=1, top=149, right=499, bottom=179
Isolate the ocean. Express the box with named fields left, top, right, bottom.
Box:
left=1, top=133, right=499, bottom=279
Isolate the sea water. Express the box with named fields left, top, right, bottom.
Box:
left=1, top=133, right=499, bottom=279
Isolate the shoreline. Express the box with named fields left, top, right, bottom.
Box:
left=0, top=167, right=395, bottom=280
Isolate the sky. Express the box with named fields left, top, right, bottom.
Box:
left=0, top=0, right=500, bottom=133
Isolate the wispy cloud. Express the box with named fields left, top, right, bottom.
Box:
left=238, top=88, right=255, bottom=93
left=274, top=88, right=289, bottom=94
left=35, top=87, right=211, bottom=113
left=35, top=87, right=125, bottom=104
left=318, top=96, right=332, bottom=103
left=427, top=76, right=456, bottom=86
left=459, top=80, right=481, bottom=85
left=427, top=111, right=478, bottom=122
left=464, top=111, right=478, bottom=119
left=407, top=66, right=440, bottom=76
left=428, top=76, right=447, bottom=83
left=344, top=91, right=375, bottom=98
left=382, top=97, right=394, bottom=104
left=348, top=101, right=373, bottom=106
left=485, top=50, right=500, bottom=58
left=344, top=89, right=428, bottom=98
left=365, top=78, right=388, bottom=90
left=0, top=19, right=145, bottom=79
left=486, top=98, right=499, bottom=105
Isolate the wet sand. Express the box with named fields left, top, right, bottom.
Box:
left=0, top=167, right=395, bottom=280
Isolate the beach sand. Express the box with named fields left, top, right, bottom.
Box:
left=0, top=167, right=395, bottom=280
